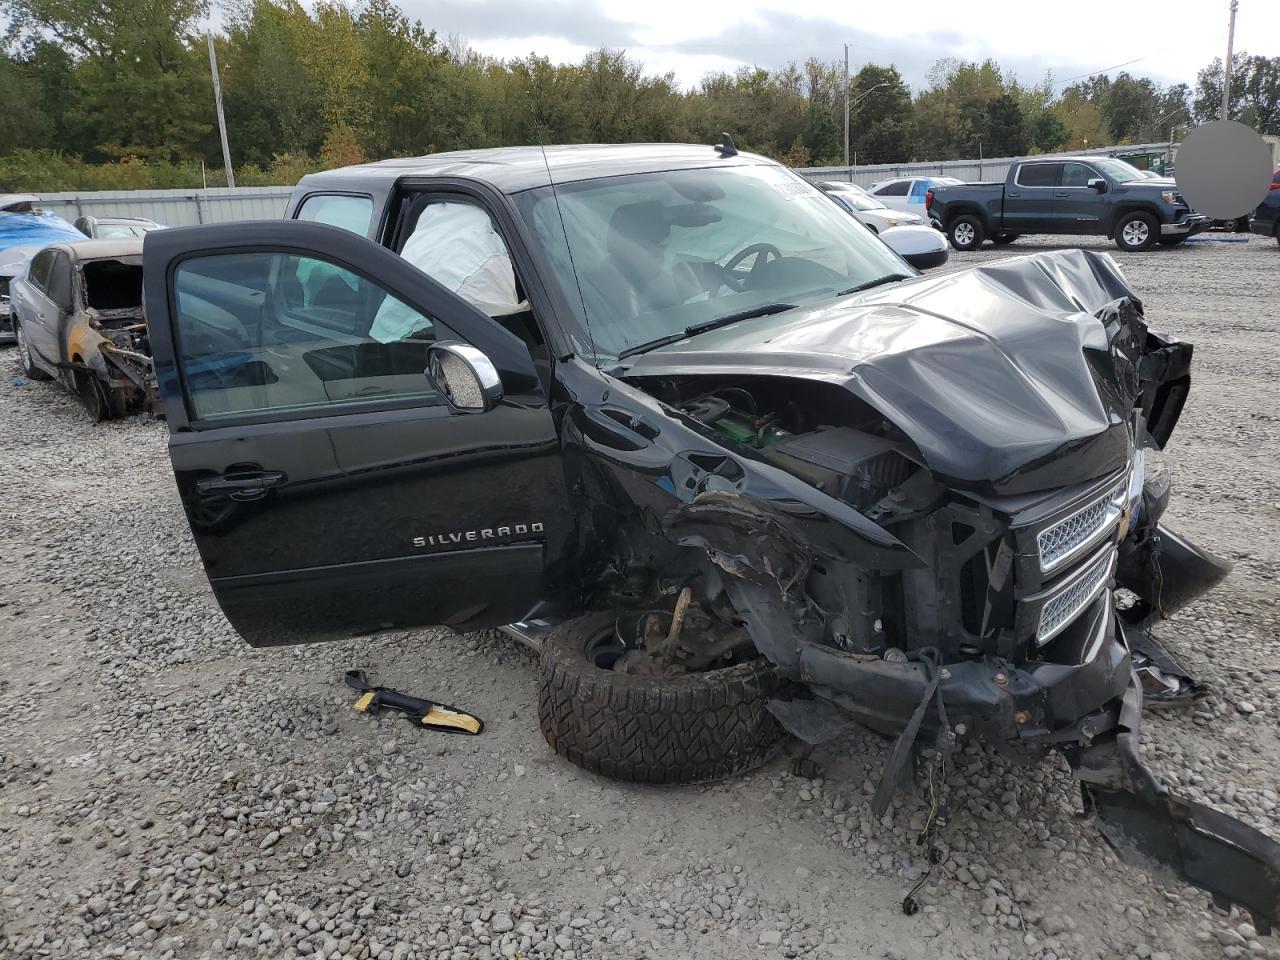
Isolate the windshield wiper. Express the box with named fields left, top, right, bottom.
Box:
left=615, top=302, right=797, bottom=360
left=838, top=273, right=914, bottom=297
left=687, top=302, right=797, bottom=334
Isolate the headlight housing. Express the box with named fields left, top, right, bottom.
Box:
left=1161, top=190, right=1185, bottom=206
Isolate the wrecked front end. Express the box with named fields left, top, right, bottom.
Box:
left=71, top=254, right=158, bottom=416
left=582, top=249, right=1280, bottom=931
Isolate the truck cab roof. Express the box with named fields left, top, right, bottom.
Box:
left=295, top=143, right=772, bottom=196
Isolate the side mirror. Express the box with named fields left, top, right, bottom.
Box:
left=426, top=341, right=503, bottom=414
left=1088, top=178, right=1107, bottom=193
left=879, top=225, right=949, bottom=271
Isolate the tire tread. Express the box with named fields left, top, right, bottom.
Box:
left=537, top=611, right=784, bottom=784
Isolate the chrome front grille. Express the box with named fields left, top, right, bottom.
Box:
left=1036, top=477, right=1127, bottom=574
left=1037, top=545, right=1117, bottom=645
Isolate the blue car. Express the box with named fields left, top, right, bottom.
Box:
left=0, top=195, right=85, bottom=342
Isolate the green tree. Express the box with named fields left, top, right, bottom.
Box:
left=848, top=64, right=914, bottom=163
left=3, top=0, right=212, bottom=159
left=221, top=0, right=327, bottom=164
left=983, top=93, right=1027, bottom=156
left=1027, top=111, right=1069, bottom=152
left=1196, top=53, right=1280, bottom=133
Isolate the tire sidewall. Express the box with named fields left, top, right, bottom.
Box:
left=949, top=216, right=983, bottom=251
left=15, top=319, right=34, bottom=377
left=1116, top=213, right=1158, bottom=252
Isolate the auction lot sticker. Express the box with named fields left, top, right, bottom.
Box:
left=1175, top=120, right=1273, bottom=221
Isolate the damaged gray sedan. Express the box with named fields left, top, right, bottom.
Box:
left=11, top=238, right=155, bottom=419
left=139, top=142, right=1279, bottom=932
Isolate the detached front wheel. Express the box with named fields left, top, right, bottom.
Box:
left=537, top=610, right=784, bottom=784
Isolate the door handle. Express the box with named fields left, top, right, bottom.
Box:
left=1054, top=191, right=1071, bottom=198
left=1006, top=192, right=1020, bottom=198
left=196, top=470, right=287, bottom=501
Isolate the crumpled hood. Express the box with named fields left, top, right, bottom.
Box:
left=623, top=249, right=1149, bottom=494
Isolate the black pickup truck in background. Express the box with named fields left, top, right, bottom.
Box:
left=927, top=156, right=1211, bottom=252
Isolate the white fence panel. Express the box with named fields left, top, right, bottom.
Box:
left=35, top=187, right=293, bottom=227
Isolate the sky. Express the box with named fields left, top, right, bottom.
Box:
left=398, top=0, right=1279, bottom=93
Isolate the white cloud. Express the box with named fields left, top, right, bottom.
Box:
left=408, top=0, right=1278, bottom=91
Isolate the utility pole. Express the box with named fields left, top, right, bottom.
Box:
left=208, top=33, right=235, bottom=189
left=1222, top=0, right=1238, bottom=120
left=843, top=44, right=850, bottom=168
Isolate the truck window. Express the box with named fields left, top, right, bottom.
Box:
left=1061, top=163, right=1097, bottom=188
left=380, top=198, right=542, bottom=351
left=172, top=251, right=445, bottom=421
left=1016, top=164, right=1062, bottom=188
left=296, top=194, right=373, bottom=235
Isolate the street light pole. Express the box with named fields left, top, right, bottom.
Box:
left=208, top=33, right=235, bottom=189
left=843, top=44, right=850, bottom=169
left=1222, top=0, right=1238, bottom=120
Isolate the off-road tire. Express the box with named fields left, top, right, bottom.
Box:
left=14, top=320, right=51, bottom=381
left=948, top=215, right=985, bottom=251
left=992, top=232, right=1019, bottom=245
left=537, top=610, right=785, bottom=784
left=1115, top=212, right=1158, bottom=252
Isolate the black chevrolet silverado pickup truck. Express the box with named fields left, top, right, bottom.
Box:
left=928, top=155, right=1211, bottom=252
left=141, top=142, right=1280, bottom=930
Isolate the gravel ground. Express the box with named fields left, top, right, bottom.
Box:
left=1, top=234, right=1278, bottom=960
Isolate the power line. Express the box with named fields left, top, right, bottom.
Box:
left=1054, top=57, right=1147, bottom=86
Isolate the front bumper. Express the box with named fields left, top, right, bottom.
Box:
left=1162, top=212, right=1212, bottom=236
left=1072, top=671, right=1280, bottom=935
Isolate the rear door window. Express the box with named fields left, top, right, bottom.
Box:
left=172, top=251, right=448, bottom=421
left=46, top=253, right=73, bottom=312
left=1016, top=164, right=1062, bottom=188
left=29, top=250, right=55, bottom=292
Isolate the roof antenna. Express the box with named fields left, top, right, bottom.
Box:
left=527, top=113, right=597, bottom=361
left=714, top=133, right=738, bottom=157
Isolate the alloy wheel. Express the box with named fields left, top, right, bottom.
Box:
left=955, top=222, right=975, bottom=246
left=1123, top=221, right=1149, bottom=247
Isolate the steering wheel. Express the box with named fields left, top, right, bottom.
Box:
left=720, top=243, right=783, bottom=292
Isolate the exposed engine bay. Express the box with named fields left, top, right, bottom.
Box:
left=554, top=249, right=1280, bottom=933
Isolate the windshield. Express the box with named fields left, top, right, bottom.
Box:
left=1091, top=158, right=1147, bottom=183
left=515, top=164, right=909, bottom=361
left=832, top=189, right=886, bottom=212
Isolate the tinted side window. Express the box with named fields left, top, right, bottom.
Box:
left=173, top=252, right=446, bottom=422
left=1017, top=164, right=1062, bottom=188
left=875, top=180, right=910, bottom=197
left=1061, top=163, right=1096, bottom=187
left=29, top=250, right=56, bottom=291
left=46, top=253, right=73, bottom=311
left=296, top=194, right=374, bottom=236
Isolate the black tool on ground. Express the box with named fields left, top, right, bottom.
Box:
left=344, top=670, right=484, bottom=735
